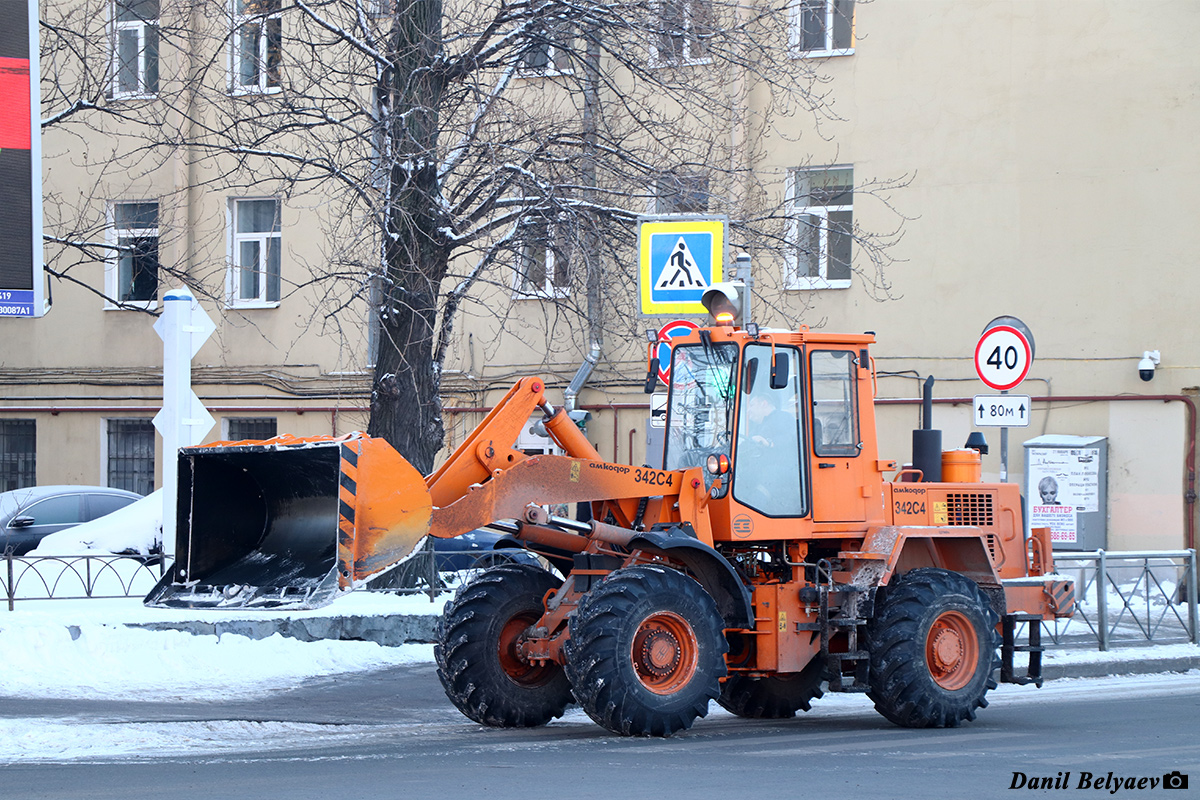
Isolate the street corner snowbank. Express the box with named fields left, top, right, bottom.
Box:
left=0, top=618, right=435, bottom=702
left=29, top=490, right=163, bottom=556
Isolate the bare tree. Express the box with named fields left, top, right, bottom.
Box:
left=39, top=0, right=901, bottom=472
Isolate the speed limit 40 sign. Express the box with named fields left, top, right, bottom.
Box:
left=975, top=324, right=1033, bottom=391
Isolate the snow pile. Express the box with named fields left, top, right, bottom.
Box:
left=0, top=623, right=432, bottom=701
left=0, top=594, right=442, bottom=702
left=30, top=490, right=163, bottom=556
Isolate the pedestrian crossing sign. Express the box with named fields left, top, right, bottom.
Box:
left=638, top=217, right=726, bottom=316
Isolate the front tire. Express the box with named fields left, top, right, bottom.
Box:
left=435, top=563, right=572, bottom=728
left=866, top=568, right=1000, bottom=728
left=564, top=565, right=728, bottom=737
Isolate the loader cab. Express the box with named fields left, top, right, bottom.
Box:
left=662, top=337, right=807, bottom=518
left=662, top=330, right=877, bottom=532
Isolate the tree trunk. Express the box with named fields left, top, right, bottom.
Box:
left=367, top=0, right=447, bottom=475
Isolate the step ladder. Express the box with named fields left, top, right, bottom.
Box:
left=1001, top=613, right=1044, bottom=687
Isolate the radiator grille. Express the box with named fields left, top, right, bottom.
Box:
left=945, top=492, right=994, bottom=526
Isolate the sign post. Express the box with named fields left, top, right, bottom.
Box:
left=974, top=318, right=1035, bottom=482
left=153, top=288, right=216, bottom=556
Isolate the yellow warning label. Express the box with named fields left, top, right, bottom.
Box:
left=570, top=462, right=581, bottom=483
left=933, top=501, right=948, bottom=525
left=778, top=611, right=787, bottom=632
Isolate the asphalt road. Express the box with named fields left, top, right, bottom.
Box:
left=5, top=666, right=1199, bottom=799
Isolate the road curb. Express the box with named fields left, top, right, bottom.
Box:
left=126, top=613, right=440, bottom=647
left=1041, top=653, right=1200, bottom=681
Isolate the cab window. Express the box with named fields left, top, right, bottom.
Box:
left=733, top=345, right=806, bottom=517
left=664, top=343, right=739, bottom=471
left=811, top=349, right=860, bottom=457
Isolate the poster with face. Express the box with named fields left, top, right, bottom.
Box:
left=1026, top=447, right=1101, bottom=544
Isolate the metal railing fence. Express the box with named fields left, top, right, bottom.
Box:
left=3, top=552, right=169, bottom=610
left=1035, top=549, right=1198, bottom=650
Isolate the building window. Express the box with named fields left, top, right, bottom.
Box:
left=654, top=0, right=713, bottom=66
left=106, top=419, right=155, bottom=496
left=232, top=0, right=282, bottom=93
left=229, top=198, right=282, bottom=306
left=787, top=166, right=852, bottom=289
left=655, top=173, right=710, bottom=214
left=519, top=20, right=574, bottom=74
left=224, top=417, right=277, bottom=441
left=0, top=420, right=36, bottom=491
left=515, top=219, right=570, bottom=299
left=112, top=0, right=159, bottom=97
left=107, top=201, right=159, bottom=307
left=793, top=0, right=854, bottom=57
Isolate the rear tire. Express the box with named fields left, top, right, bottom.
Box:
left=717, top=659, right=825, bottom=719
left=435, top=563, right=572, bottom=728
left=564, top=565, right=727, bottom=737
left=866, top=568, right=999, bottom=728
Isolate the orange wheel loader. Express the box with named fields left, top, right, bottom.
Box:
left=147, top=293, right=1073, bottom=737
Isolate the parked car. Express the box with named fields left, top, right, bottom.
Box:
left=0, top=486, right=143, bottom=556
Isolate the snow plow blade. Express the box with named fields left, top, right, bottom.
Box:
left=145, top=434, right=432, bottom=610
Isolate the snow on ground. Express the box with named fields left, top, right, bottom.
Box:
left=0, top=592, right=444, bottom=702
left=1, top=588, right=1198, bottom=764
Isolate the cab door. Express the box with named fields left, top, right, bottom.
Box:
left=809, top=349, right=868, bottom=522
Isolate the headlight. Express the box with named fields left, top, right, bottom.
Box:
left=705, top=453, right=730, bottom=475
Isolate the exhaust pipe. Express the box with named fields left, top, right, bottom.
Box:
left=911, top=376, right=943, bottom=483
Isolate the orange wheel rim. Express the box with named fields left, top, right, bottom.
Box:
left=631, top=611, right=699, bottom=694
left=497, top=613, right=555, bottom=688
left=925, top=610, right=979, bottom=691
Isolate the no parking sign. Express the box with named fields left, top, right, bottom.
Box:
left=655, top=319, right=700, bottom=385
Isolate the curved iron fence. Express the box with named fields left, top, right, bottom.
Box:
left=3, top=553, right=170, bottom=609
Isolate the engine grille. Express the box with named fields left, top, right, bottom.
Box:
left=945, top=492, right=995, bottom=527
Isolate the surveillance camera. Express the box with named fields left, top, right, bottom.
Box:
left=1138, top=350, right=1160, bottom=382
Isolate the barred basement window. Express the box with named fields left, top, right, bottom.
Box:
left=0, top=419, right=36, bottom=491
left=106, top=419, right=155, bottom=495
left=224, top=417, right=277, bottom=441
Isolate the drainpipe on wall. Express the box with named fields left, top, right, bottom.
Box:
left=563, top=341, right=602, bottom=415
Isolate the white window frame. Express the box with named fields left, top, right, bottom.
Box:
left=110, top=0, right=160, bottom=99
left=513, top=219, right=570, bottom=300
left=651, top=0, right=714, bottom=67
left=105, top=200, right=160, bottom=310
left=790, top=0, right=855, bottom=59
left=229, top=0, right=282, bottom=95
left=227, top=198, right=283, bottom=308
left=785, top=166, right=853, bottom=290
left=517, top=19, right=575, bottom=76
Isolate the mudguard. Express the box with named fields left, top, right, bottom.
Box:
left=629, top=527, right=754, bottom=630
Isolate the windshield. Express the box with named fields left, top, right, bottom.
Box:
left=664, top=343, right=739, bottom=470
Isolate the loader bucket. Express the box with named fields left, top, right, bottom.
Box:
left=145, top=434, right=433, bottom=610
